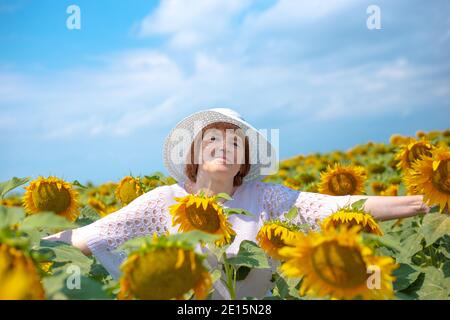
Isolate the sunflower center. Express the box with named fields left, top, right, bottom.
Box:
left=128, top=248, right=203, bottom=300
left=432, top=159, right=450, bottom=194
left=408, top=144, right=432, bottom=166
left=186, top=205, right=221, bottom=233
left=335, top=219, right=376, bottom=234
left=311, top=241, right=367, bottom=289
left=270, top=232, right=287, bottom=248
left=32, top=183, right=71, bottom=214
left=328, top=173, right=357, bottom=195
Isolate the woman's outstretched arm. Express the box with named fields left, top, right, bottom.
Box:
left=40, top=185, right=172, bottom=280
left=259, top=182, right=434, bottom=229
left=42, top=229, right=92, bottom=255
left=348, top=194, right=431, bottom=221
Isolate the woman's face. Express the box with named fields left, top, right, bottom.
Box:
left=198, top=127, right=245, bottom=181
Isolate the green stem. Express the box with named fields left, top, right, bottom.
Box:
left=222, top=252, right=236, bottom=300
left=429, top=245, right=437, bottom=267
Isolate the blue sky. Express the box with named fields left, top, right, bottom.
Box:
left=1, top=0, right=449, bottom=185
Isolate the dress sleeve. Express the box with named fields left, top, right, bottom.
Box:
left=73, top=186, right=171, bottom=280
left=260, top=182, right=353, bottom=230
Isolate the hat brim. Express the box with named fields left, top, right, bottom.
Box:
left=162, top=109, right=278, bottom=184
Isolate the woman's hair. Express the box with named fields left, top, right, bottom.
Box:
left=184, top=121, right=251, bottom=187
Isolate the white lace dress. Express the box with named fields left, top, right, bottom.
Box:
left=75, top=179, right=353, bottom=299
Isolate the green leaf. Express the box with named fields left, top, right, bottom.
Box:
left=144, top=175, right=161, bottom=181
left=226, top=240, right=270, bottom=269
left=395, top=291, right=416, bottom=300
left=42, top=271, right=70, bottom=300
left=443, top=261, right=450, bottom=278
left=215, top=192, right=233, bottom=201
left=62, top=276, right=111, bottom=299
left=224, top=208, right=254, bottom=217
left=235, top=265, right=252, bottom=281
left=42, top=270, right=111, bottom=300
left=351, top=198, right=368, bottom=211
left=0, top=205, right=25, bottom=229
left=0, top=229, right=30, bottom=248
left=364, top=233, right=403, bottom=253
left=88, top=262, right=111, bottom=283
left=393, top=263, right=420, bottom=291
left=272, top=272, right=301, bottom=299
left=118, top=230, right=221, bottom=253
left=38, top=240, right=93, bottom=274
left=75, top=206, right=101, bottom=227
left=72, top=180, right=87, bottom=189
left=206, top=242, right=230, bottom=261
left=166, top=230, right=222, bottom=246
left=417, top=267, right=450, bottom=300
left=396, top=232, right=425, bottom=263
left=285, top=206, right=298, bottom=221
left=146, top=171, right=165, bottom=180
left=0, top=176, right=30, bottom=199
left=18, top=212, right=76, bottom=232
left=399, top=272, right=425, bottom=298
left=421, top=212, right=450, bottom=246
left=378, top=220, right=398, bottom=233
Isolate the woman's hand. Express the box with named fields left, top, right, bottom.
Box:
left=348, top=194, right=431, bottom=221
left=42, top=229, right=92, bottom=256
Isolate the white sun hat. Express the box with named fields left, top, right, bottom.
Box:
left=162, top=108, right=278, bottom=184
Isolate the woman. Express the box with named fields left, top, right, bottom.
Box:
left=43, top=107, right=431, bottom=299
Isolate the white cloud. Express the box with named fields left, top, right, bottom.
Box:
left=242, top=0, right=358, bottom=33
left=376, top=58, right=410, bottom=80
left=1, top=48, right=447, bottom=140
left=0, top=50, right=185, bottom=138
left=136, top=0, right=254, bottom=49
left=1, top=0, right=449, bottom=143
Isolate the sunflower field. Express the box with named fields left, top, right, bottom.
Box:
left=0, top=130, right=449, bottom=300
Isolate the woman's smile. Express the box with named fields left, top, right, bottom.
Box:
left=213, top=157, right=231, bottom=165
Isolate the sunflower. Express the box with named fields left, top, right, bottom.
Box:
left=380, top=184, right=398, bottom=196
left=321, top=208, right=383, bottom=236
left=367, top=163, right=386, bottom=175
left=87, top=197, right=118, bottom=217
left=404, top=146, right=450, bottom=213
left=389, top=134, right=411, bottom=146
left=304, top=183, right=319, bottom=193
left=318, top=163, right=367, bottom=196
left=118, top=236, right=212, bottom=300
left=297, top=172, right=316, bottom=184
left=141, top=176, right=161, bottom=190
left=22, top=176, right=79, bottom=221
left=1, top=196, right=23, bottom=207
left=395, top=138, right=434, bottom=171
left=169, top=194, right=236, bottom=247
left=371, top=181, right=387, bottom=195
left=98, top=182, right=118, bottom=196
left=282, top=177, right=302, bottom=191
left=256, top=220, right=302, bottom=260
left=277, top=169, right=289, bottom=178
left=278, top=226, right=398, bottom=300
left=115, top=176, right=144, bottom=206
left=416, top=130, right=426, bottom=139
left=0, top=243, right=46, bottom=300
